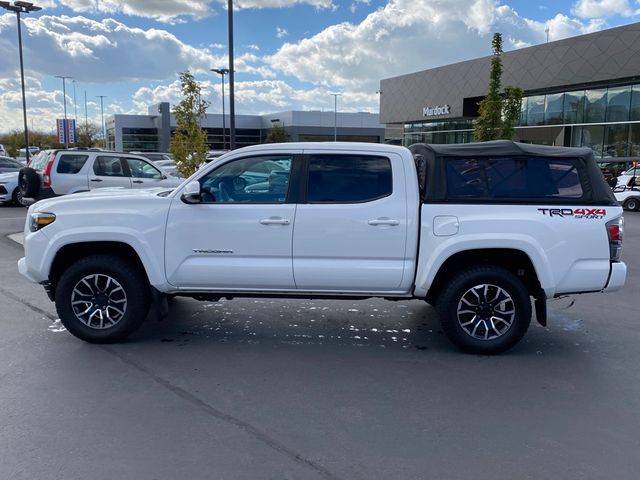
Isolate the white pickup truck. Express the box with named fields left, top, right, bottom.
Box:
left=18, top=141, right=626, bottom=354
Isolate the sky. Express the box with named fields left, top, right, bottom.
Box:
left=0, top=0, right=639, bottom=134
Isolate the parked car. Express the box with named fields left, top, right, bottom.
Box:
left=205, top=150, right=229, bottom=163
left=0, top=155, right=23, bottom=173
left=0, top=144, right=7, bottom=156
left=614, top=186, right=640, bottom=211
left=615, top=165, right=639, bottom=188
left=0, top=171, right=22, bottom=205
left=130, top=152, right=173, bottom=163
left=18, top=149, right=182, bottom=202
left=19, top=141, right=626, bottom=354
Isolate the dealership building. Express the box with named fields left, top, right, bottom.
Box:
left=105, top=104, right=386, bottom=152
left=380, top=22, right=640, bottom=159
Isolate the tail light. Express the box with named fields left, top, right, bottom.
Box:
left=606, top=216, right=624, bottom=261
left=42, top=152, right=56, bottom=188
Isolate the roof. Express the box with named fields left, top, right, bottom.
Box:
left=413, top=140, right=595, bottom=159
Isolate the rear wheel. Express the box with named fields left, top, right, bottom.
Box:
left=623, top=198, right=639, bottom=211
left=436, top=265, right=531, bottom=355
left=55, top=255, right=150, bottom=343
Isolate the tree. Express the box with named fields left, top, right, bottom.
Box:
left=170, top=71, right=210, bottom=177
left=473, top=33, right=523, bottom=142
left=264, top=123, right=290, bottom=143
left=76, top=122, right=100, bottom=148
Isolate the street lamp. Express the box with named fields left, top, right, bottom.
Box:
left=55, top=75, right=72, bottom=148
left=227, top=0, right=236, bottom=149
left=211, top=68, right=229, bottom=150
left=97, top=95, right=107, bottom=149
left=0, top=1, right=42, bottom=163
left=329, top=92, right=342, bottom=142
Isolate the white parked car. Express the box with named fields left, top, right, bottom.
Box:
left=614, top=187, right=640, bottom=211
left=615, top=165, right=639, bottom=188
left=0, top=144, right=7, bottom=156
left=0, top=171, right=22, bottom=205
left=19, top=149, right=182, bottom=202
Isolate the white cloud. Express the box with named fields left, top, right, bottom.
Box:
left=0, top=15, right=227, bottom=82
left=276, top=27, right=288, bottom=38
left=220, top=0, right=335, bottom=9
left=268, top=0, right=611, bottom=92
left=571, top=0, right=633, bottom=18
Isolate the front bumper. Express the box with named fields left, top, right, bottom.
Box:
left=603, top=262, right=627, bottom=292
left=18, top=257, right=40, bottom=283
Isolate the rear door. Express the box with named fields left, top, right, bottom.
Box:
left=292, top=151, right=409, bottom=292
left=90, top=155, right=132, bottom=190
left=52, top=153, right=90, bottom=194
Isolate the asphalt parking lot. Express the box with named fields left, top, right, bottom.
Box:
left=1, top=204, right=639, bottom=480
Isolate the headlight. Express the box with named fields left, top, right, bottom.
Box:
left=30, top=212, right=56, bottom=232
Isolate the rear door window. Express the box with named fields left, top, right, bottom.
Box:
left=306, top=155, right=392, bottom=203
left=446, top=156, right=584, bottom=200
left=56, top=154, right=89, bottom=174
left=93, top=156, right=126, bottom=177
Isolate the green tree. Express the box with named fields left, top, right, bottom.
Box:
left=170, top=71, right=210, bottom=177
left=264, top=123, right=290, bottom=143
left=76, top=122, right=100, bottom=148
left=473, top=33, right=523, bottom=142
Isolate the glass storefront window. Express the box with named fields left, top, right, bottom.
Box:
left=606, top=86, right=632, bottom=122
left=603, top=124, right=629, bottom=157
left=563, top=90, right=584, bottom=123
left=578, top=125, right=605, bottom=157
left=629, top=124, right=640, bottom=156
left=630, top=85, right=640, bottom=121
left=526, top=95, right=545, bottom=126
left=519, top=97, right=528, bottom=126
left=544, top=93, right=564, bottom=125
left=584, top=89, right=607, bottom=123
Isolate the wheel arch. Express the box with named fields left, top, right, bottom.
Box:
left=425, top=248, right=543, bottom=306
left=48, top=241, right=150, bottom=297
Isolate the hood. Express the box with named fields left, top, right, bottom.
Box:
left=32, top=186, right=173, bottom=212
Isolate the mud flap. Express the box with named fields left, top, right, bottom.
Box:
left=150, top=288, right=169, bottom=321
left=533, top=291, right=547, bottom=327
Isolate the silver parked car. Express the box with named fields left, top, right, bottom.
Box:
left=19, top=149, right=183, bottom=202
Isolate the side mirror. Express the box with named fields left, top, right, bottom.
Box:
left=181, top=180, right=201, bottom=204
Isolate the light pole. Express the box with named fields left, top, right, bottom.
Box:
left=211, top=68, right=229, bottom=150
left=0, top=1, right=42, bottom=164
left=72, top=79, right=78, bottom=123
left=227, top=0, right=236, bottom=149
left=329, top=92, right=342, bottom=141
left=55, top=75, right=71, bottom=148
left=97, top=95, right=107, bottom=149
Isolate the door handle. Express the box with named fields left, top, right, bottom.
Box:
left=368, top=218, right=399, bottom=226
left=260, top=217, right=290, bottom=226
left=90, top=178, right=103, bottom=182
left=132, top=180, right=144, bottom=184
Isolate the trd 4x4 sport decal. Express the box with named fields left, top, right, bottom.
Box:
left=538, top=208, right=607, bottom=219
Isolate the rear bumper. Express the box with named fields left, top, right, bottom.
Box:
left=603, top=261, right=627, bottom=292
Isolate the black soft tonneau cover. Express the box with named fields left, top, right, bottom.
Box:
left=409, top=140, right=617, bottom=206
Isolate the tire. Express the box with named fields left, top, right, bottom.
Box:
left=623, top=198, right=639, bottom=211
left=19, top=167, right=40, bottom=198
left=436, top=265, right=532, bottom=355
left=55, top=255, right=150, bottom=343
left=11, top=187, right=25, bottom=207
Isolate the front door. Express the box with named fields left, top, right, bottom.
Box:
left=292, top=152, right=408, bottom=292
left=89, top=156, right=132, bottom=190
left=165, top=153, right=298, bottom=290
left=125, top=157, right=166, bottom=188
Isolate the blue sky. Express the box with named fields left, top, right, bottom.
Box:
left=0, top=0, right=639, bottom=133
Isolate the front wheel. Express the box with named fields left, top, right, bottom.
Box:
left=55, top=255, right=150, bottom=343
left=436, top=265, right=532, bottom=355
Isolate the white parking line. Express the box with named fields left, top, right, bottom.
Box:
left=7, top=233, right=24, bottom=245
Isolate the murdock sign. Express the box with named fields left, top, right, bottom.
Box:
left=423, top=104, right=450, bottom=117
